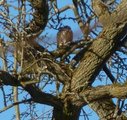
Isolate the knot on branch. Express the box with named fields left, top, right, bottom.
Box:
left=92, top=0, right=111, bottom=27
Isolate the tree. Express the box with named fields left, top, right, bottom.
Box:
left=0, top=0, right=127, bottom=119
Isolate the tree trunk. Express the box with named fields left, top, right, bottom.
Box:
left=52, top=102, right=81, bottom=120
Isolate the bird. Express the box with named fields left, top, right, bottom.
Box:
left=57, top=26, right=73, bottom=48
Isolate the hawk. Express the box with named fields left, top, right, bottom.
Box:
left=57, top=26, right=73, bottom=48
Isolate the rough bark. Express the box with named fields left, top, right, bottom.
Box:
left=70, top=0, right=127, bottom=119
left=1, top=0, right=127, bottom=120
left=52, top=103, right=81, bottom=120
left=71, top=1, right=127, bottom=119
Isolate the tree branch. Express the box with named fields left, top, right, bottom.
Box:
left=26, top=0, right=49, bottom=34
left=0, top=70, right=63, bottom=108
left=71, top=1, right=127, bottom=91
left=72, top=83, right=127, bottom=104
left=103, top=64, right=116, bottom=83
left=0, top=70, right=20, bottom=86
left=23, top=85, right=63, bottom=108
left=0, top=98, right=32, bottom=113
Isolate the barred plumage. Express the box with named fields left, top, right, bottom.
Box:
left=57, top=26, right=73, bottom=48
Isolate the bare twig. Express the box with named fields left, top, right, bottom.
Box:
left=0, top=98, right=32, bottom=113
